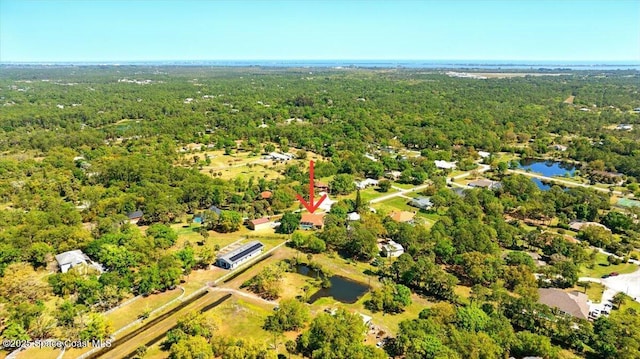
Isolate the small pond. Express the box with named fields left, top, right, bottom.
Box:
left=295, top=265, right=369, bottom=304
left=518, top=159, right=577, bottom=177
left=518, top=159, right=577, bottom=190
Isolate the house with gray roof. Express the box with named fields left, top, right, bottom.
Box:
left=538, top=288, right=589, bottom=320
left=409, top=196, right=433, bottom=210
left=55, top=250, right=104, bottom=273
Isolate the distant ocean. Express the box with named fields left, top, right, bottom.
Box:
left=2, top=60, right=640, bottom=70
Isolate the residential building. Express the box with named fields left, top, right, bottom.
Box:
left=468, top=179, right=502, bottom=190
left=615, top=124, right=633, bottom=131
left=317, top=192, right=336, bottom=212
left=381, top=240, right=405, bottom=257
left=208, top=205, right=222, bottom=216
left=260, top=191, right=272, bottom=200
left=478, top=151, right=491, bottom=158
left=300, top=213, right=326, bottom=230
left=409, top=196, right=433, bottom=210
left=388, top=211, right=415, bottom=223
left=347, top=212, right=361, bottom=221
left=55, top=250, right=104, bottom=273
left=434, top=160, right=457, bottom=170
left=569, top=221, right=610, bottom=232
left=268, top=152, right=293, bottom=161
left=314, top=182, right=329, bottom=192
left=355, top=178, right=379, bottom=190
left=216, top=241, right=264, bottom=269
left=553, top=144, right=568, bottom=151
left=538, top=288, right=589, bottom=320
left=127, top=210, right=144, bottom=224
left=248, top=217, right=271, bottom=231
left=364, top=153, right=378, bottom=162
left=385, top=171, right=402, bottom=180
left=589, top=171, right=624, bottom=186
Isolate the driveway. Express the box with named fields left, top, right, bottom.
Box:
left=579, top=266, right=640, bottom=317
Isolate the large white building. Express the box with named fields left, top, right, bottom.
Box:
left=216, top=241, right=264, bottom=270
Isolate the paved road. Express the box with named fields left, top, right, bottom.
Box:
left=508, top=169, right=624, bottom=195
left=579, top=266, right=640, bottom=316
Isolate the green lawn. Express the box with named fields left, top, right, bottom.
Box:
left=574, top=282, right=605, bottom=303
left=579, top=252, right=638, bottom=278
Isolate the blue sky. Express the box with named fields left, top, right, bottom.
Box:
left=1, top=0, right=639, bottom=62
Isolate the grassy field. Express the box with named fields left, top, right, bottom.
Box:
left=573, top=282, right=605, bottom=303
left=579, top=252, right=638, bottom=278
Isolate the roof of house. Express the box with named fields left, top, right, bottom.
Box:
left=250, top=217, right=270, bottom=226
left=569, top=221, right=610, bottom=232
left=208, top=205, right=222, bottom=215
left=314, top=182, right=329, bottom=188
left=347, top=212, right=361, bottom=221
left=127, top=210, right=144, bottom=219
left=301, top=213, right=326, bottom=226
left=434, top=160, right=457, bottom=169
left=383, top=240, right=404, bottom=252
left=591, top=170, right=623, bottom=178
left=355, top=178, right=379, bottom=189
left=260, top=191, right=272, bottom=199
left=468, top=179, right=501, bottom=189
left=410, top=196, right=433, bottom=208
left=389, top=211, right=415, bottom=223
left=55, top=249, right=89, bottom=266
left=478, top=151, right=491, bottom=158
left=538, top=288, right=589, bottom=319
left=217, top=241, right=264, bottom=264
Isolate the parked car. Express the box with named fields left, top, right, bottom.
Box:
left=609, top=272, right=619, bottom=276
left=602, top=274, right=610, bottom=278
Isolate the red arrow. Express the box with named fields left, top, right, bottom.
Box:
left=296, top=160, right=327, bottom=213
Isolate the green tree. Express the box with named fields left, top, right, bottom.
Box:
left=378, top=180, right=392, bottom=192
left=169, top=336, right=213, bottom=359
left=216, top=210, right=242, bottom=233
left=278, top=212, right=301, bottom=234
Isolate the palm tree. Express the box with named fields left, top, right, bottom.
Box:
left=611, top=292, right=627, bottom=309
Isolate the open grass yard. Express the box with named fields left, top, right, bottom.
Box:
left=352, top=187, right=398, bottom=203
left=579, top=252, right=638, bottom=278
left=14, top=347, right=60, bottom=359
left=391, top=181, right=415, bottom=190
left=106, top=288, right=183, bottom=329
left=573, top=282, right=605, bottom=303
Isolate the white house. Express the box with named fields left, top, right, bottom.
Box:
left=355, top=178, right=379, bottom=190
left=478, top=151, right=491, bottom=158
left=381, top=240, right=405, bottom=257
left=347, top=212, right=361, bottom=221
left=318, top=192, right=336, bottom=212
left=268, top=152, right=293, bottom=161
left=55, top=250, right=104, bottom=273
left=364, top=153, right=378, bottom=162
left=434, top=160, right=457, bottom=170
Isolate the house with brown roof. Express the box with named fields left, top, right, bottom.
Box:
left=260, top=191, right=272, bottom=200
left=388, top=211, right=415, bottom=223
left=300, top=213, right=325, bottom=230
left=314, top=182, right=329, bottom=192
left=248, top=217, right=271, bottom=231
left=538, top=288, right=589, bottom=320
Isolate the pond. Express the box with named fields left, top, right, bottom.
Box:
left=518, top=159, right=577, bottom=190
left=518, top=159, right=577, bottom=177
left=295, top=265, right=370, bottom=304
